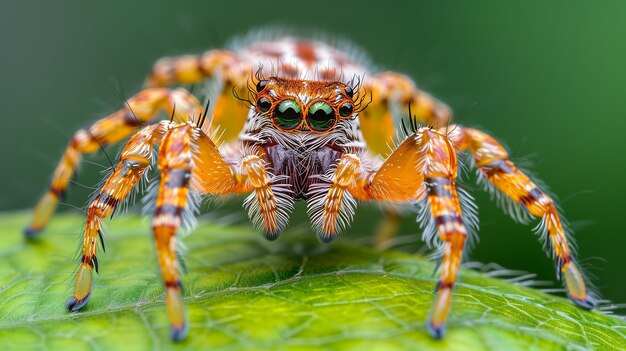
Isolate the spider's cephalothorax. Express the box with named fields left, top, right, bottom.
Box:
left=246, top=78, right=363, bottom=197
left=25, top=33, right=595, bottom=341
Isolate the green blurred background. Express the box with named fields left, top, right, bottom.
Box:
left=1, top=1, right=624, bottom=305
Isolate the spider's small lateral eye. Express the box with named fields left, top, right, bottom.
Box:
left=344, top=86, right=353, bottom=98
left=307, top=101, right=336, bottom=132
left=256, top=80, right=268, bottom=92
left=339, top=103, right=353, bottom=117
left=257, top=97, right=271, bottom=112
left=274, top=99, right=302, bottom=130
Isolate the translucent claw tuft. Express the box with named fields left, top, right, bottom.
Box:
left=65, top=294, right=91, bottom=312
left=23, top=226, right=43, bottom=239
left=171, top=324, right=189, bottom=342
left=427, top=322, right=445, bottom=340
left=569, top=294, right=596, bottom=310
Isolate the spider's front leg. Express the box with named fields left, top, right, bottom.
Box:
left=316, top=129, right=468, bottom=338
left=151, top=123, right=199, bottom=341
left=67, top=119, right=289, bottom=341
left=25, top=88, right=203, bottom=237
left=450, top=126, right=594, bottom=309
left=154, top=131, right=291, bottom=340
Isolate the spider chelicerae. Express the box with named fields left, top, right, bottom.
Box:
left=25, top=31, right=595, bottom=341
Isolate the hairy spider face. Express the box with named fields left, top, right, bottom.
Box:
left=253, top=77, right=356, bottom=134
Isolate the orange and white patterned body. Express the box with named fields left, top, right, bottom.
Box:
left=25, top=32, right=595, bottom=342
left=239, top=37, right=368, bottom=81
left=238, top=39, right=370, bottom=203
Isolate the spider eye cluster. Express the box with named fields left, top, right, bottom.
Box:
left=254, top=81, right=356, bottom=132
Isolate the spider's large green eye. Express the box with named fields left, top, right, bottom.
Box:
left=307, top=101, right=336, bottom=131
left=274, top=99, right=302, bottom=130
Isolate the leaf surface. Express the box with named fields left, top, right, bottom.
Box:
left=0, top=212, right=624, bottom=351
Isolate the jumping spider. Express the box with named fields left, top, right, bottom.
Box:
left=25, top=33, right=595, bottom=341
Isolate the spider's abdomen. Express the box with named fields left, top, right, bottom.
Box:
left=239, top=38, right=368, bottom=83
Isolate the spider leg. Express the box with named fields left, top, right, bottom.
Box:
left=450, top=126, right=594, bottom=309
left=363, top=72, right=454, bottom=246
left=144, top=50, right=252, bottom=142
left=154, top=129, right=291, bottom=341
left=65, top=118, right=289, bottom=342
left=26, top=88, right=203, bottom=237
left=192, top=135, right=293, bottom=239
left=151, top=123, right=199, bottom=342
left=372, top=209, right=402, bottom=248
left=183, top=123, right=294, bottom=240
left=402, top=131, right=468, bottom=339
left=314, top=129, right=468, bottom=338
left=361, top=72, right=452, bottom=156
left=308, top=154, right=362, bottom=243
left=66, top=121, right=169, bottom=312
left=239, top=154, right=293, bottom=239
left=144, top=49, right=242, bottom=88
left=310, top=128, right=432, bottom=241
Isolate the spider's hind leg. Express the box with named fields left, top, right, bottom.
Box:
left=25, top=88, right=203, bottom=238
left=360, top=72, right=452, bottom=157
left=450, top=126, right=594, bottom=309
left=372, top=209, right=403, bottom=248
left=144, top=49, right=252, bottom=142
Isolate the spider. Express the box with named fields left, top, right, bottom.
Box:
left=24, top=31, right=595, bottom=341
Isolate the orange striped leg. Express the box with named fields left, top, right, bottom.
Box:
left=309, top=154, right=363, bottom=242
left=317, top=129, right=436, bottom=238
left=66, top=122, right=168, bottom=312
left=192, top=132, right=290, bottom=239
left=418, top=129, right=468, bottom=339
left=452, top=126, right=594, bottom=309
left=240, top=155, right=290, bottom=240
left=151, top=124, right=283, bottom=341
left=423, top=177, right=467, bottom=339
left=145, top=49, right=243, bottom=87
left=336, top=129, right=468, bottom=338
left=360, top=72, right=452, bottom=156
left=151, top=123, right=199, bottom=341
left=26, top=88, right=203, bottom=237
left=144, top=49, right=252, bottom=142
left=317, top=127, right=455, bottom=241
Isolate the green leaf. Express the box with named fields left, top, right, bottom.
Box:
left=0, top=212, right=624, bottom=350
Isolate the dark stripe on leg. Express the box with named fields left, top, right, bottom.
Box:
left=481, top=159, right=515, bottom=176
left=166, top=169, right=191, bottom=188
left=425, top=177, right=453, bottom=197
left=155, top=204, right=184, bottom=218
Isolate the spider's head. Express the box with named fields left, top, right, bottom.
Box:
left=252, top=77, right=358, bottom=134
